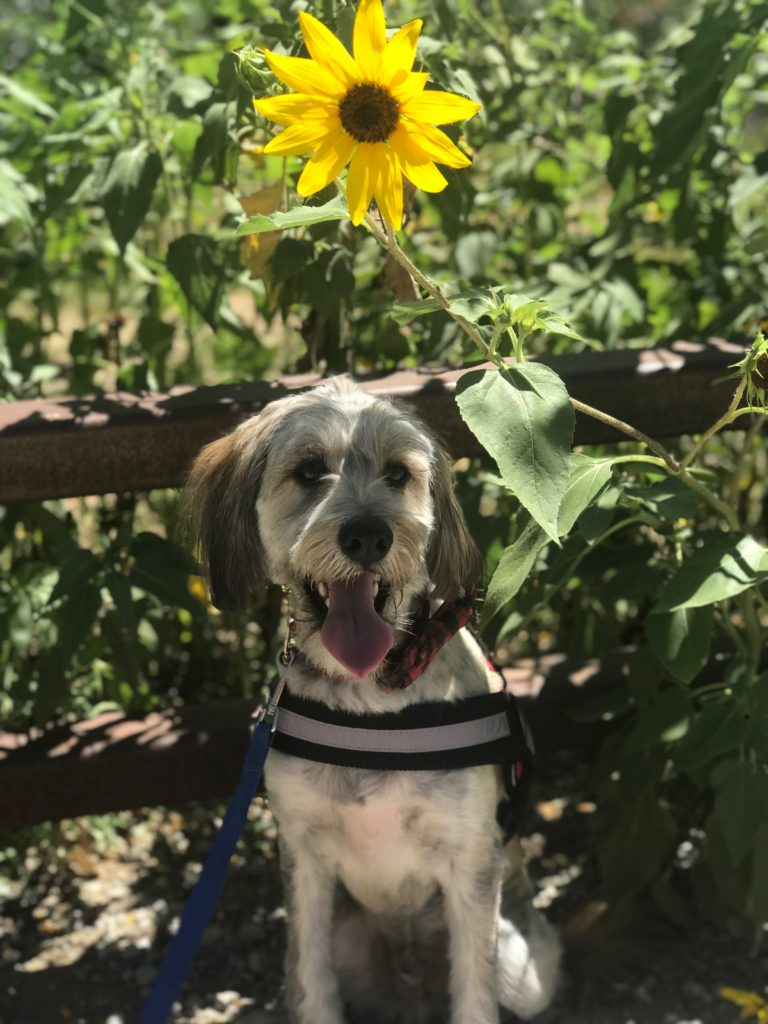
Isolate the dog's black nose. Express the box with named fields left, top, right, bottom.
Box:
left=339, top=515, right=393, bottom=568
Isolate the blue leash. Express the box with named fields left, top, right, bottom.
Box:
left=137, top=653, right=293, bottom=1024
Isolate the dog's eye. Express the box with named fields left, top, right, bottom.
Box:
left=384, top=462, right=410, bottom=488
left=294, top=458, right=328, bottom=484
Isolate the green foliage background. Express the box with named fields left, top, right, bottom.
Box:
left=1, top=0, right=768, bottom=929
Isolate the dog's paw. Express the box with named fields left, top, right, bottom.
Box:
left=496, top=910, right=561, bottom=1019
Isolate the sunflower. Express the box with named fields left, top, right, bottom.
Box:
left=253, top=0, right=481, bottom=230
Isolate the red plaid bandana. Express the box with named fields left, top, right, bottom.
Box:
left=378, top=590, right=476, bottom=691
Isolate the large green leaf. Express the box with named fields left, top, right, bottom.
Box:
left=654, top=533, right=768, bottom=612
left=455, top=365, right=575, bottom=543
left=711, top=759, right=768, bottom=864
left=191, top=101, right=235, bottom=183
left=390, top=288, right=499, bottom=326
left=625, top=688, right=692, bottom=752
left=50, top=549, right=101, bottom=603
left=237, top=195, right=349, bottom=235
left=624, top=477, right=699, bottom=521
left=747, top=823, right=768, bottom=926
left=646, top=605, right=713, bottom=683
left=673, top=702, right=749, bottom=774
left=481, top=518, right=549, bottom=623
left=55, top=583, right=102, bottom=666
left=100, top=143, right=162, bottom=254
left=390, top=297, right=443, bottom=325
left=599, top=785, right=677, bottom=899
left=557, top=454, right=613, bottom=535
left=0, top=159, right=35, bottom=227
left=129, top=531, right=201, bottom=612
left=651, top=2, right=751, bottom=178
left=166, top=234, right=230, bottom=328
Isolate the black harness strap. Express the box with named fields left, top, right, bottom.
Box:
left=271, top=687, right=534, bottom=841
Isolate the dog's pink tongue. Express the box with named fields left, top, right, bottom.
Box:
left=320, top=574, right=394, bottom=679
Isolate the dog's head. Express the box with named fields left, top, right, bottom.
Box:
left=182, top=378, right=481, bottom=680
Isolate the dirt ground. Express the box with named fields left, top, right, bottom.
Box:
left=1, top=758, right=765, bottom=1024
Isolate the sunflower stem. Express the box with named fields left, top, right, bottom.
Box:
left=358, top=204, right=497, bottom=363
left=679, top=378, right=747, bottom=470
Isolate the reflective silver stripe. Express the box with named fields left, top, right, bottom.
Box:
left=275, top=708, right=510, bottom=754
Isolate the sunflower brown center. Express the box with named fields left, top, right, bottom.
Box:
left=339, top=83, right=399, bottom=143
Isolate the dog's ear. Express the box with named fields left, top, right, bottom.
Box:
left=426, top=446, right=483, bottom=599
left=181, top=405, right=282, bottom=610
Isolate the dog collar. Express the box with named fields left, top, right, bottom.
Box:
left=378, top=590, right=475, bottom=690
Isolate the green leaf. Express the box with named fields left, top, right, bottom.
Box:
left=236, top=195, right=349, bottom=235
left=167, top=75, right=214, bottom=116
left=646, top=605, right=713, bottom=683
left=625, top=688, right=692, bottom=752
left=673, top=702, right=749, bottom=773
left=101, top=612, right=140, bottom=691
left=654, top=533, right=768, bottom=612
left=100, top=143, right=162, bottom=254
left=456, top=365, right=575, bottom=543
left=129, top=532, right=200, bottom=612
left=191, top=101, right=234, bottom=182
left=0, top=73, right=57, bottom=119
left=481, top=518, right=549, bottom=623
left=448, top=287, right=501, bottom=322
left=651, top=2, right=751, bottom=177
left=0, top=159, right=35, bottom=227
left=390, top=297, right=443, bottom=325
left=578, top=482, right=622, bottom=542
left=106, top=571, right=137, bottom=633
left=746, top=823, right=768, bottom=926
left=599, top=785, right=676, bottom=898
left=711, top=759, right=768, bottom=864
left=55, top=584, right=101, bottom=666
left=166, top=234, right=230, bottom=328
left=624, top=477, right=699, bottom=521
left=557, top=454, right=613, bottom=535
left=50, top=549, right=101, bottom=603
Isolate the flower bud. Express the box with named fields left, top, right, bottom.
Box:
left=234, top=47, right=272, bottom=97
left=733, top=331, right=768, bottom=407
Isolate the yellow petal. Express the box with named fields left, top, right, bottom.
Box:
left=374, top=148, right=403, bottom=229
left=401, top=89, right=481, bottom=125
left=381, top=20, right=423, bottom=85
left=262, top=49, right=346, bottom=98
left=298, top=11, right=361, bottom=89
left=254, top=94, right=337, bottom=126
left=347, top=142, right=379, bottom=225
left=264, top=118, right=338, bottom=156
left=297, top=130, right=357, bottom=196
left=353, top=0, right=387, bottom=80
left=389, top=125, right=447, bottom=193
left=390, top=70, right=429, bottom=104
left=400, top=120, right=472, bottom=168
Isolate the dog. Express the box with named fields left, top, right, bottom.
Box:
left=183, top=378, right=560, bottom=1024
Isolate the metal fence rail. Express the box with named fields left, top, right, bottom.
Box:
left=0, top=338, right=744, bottom=502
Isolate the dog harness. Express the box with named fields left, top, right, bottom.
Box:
left=273, top=594, right=534, bottom=841
left=272, top=686, right=533, bottom=841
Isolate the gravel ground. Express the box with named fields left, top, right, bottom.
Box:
left=1, top=763, right=765, bottom=1024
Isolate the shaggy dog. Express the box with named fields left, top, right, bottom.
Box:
left=183, top=379, right=560, bottom=1024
